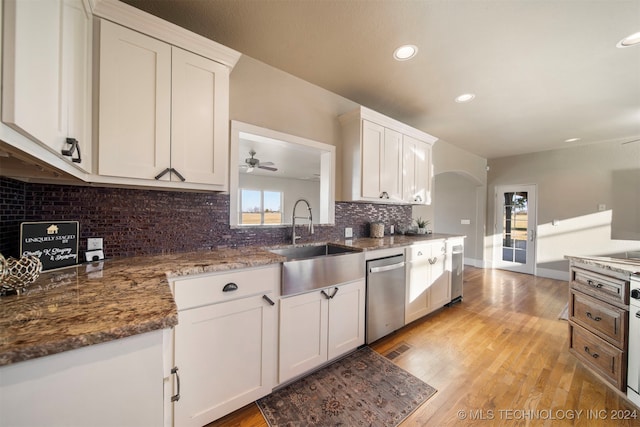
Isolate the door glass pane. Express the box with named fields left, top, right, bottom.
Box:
left=502, top=191, right=528, bottom=264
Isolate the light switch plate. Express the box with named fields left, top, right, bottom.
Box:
left=461, top=219, right=471, bottom=225
left=345, top=227, right=353, bottom=238
left=87, top=238, right=103, bottom=251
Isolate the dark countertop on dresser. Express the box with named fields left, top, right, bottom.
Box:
left=0, top=233, right=464, bottom=366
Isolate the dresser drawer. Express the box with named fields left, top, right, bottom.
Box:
left=571, top=267, right=628, bottom=307
left=569, top=290, right=627, bottom=348
left=569, top=323, right=626, bottom=390
left=172, top=265, right=280, bottom=310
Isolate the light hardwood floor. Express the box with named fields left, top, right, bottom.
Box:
left=207, top=267, right=640, bottom=426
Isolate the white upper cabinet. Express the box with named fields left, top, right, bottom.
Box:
left=97, top=20, right=230, bottom=190
left=361, top=120, right=402, bottom=201
left=97, top=20, right=171, bottom=180
left=2, top=0, right=92, bottom=172
left=340, top=106, right=437, bottom=204
left=171, top=47, right=229, bottom=186
left=403, top=134, right=432, bottom=205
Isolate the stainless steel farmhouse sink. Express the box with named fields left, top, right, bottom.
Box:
left=268, top=244, right=365, bottom=296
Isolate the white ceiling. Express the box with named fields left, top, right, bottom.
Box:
left=122, top=0, right=640, bottom=159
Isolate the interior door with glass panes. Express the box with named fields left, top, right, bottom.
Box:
left=494, top=185, right=537, bottom=274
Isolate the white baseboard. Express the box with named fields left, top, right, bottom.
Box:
left=463, top=257, right=484, bottom=268
left=536, top=267, right=569, bottom=281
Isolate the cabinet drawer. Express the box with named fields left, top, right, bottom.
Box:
left=571, top=267, right=628, bottom=307
left=173, top=265, right=279, bottom=310
left=569, top=290, right=627, bottom=348
left=569, top=323, right=626, bottom=390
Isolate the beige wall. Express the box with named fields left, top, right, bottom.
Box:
left=229, top=55, right=357, bottom=199
left=487, top=140, right=640, bottom=279
left=231, top=54, right=490, bottom=262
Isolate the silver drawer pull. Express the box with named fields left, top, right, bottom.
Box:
left=222, top=282, right=238, bottom=292
left=586, top=279, right=603, bottom=289
left=171, top=367, right=181, bottom=402
left=583, top=346, right=599, bottom=359
left=428, top=257, right=438, bottom=265
left=586, top=312, right=602, bottom=322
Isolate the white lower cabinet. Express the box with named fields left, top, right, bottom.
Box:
left=405, top=241, right=449, bottom=324
left=0, top=330, right=165, bottom=427
left=169, top=265, right=279, bottom=427
left=279, top=279, right=366, bottom=384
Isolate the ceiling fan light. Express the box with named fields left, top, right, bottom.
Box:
left=617, top=31, right=640, bottom=48
left=393, top=45, right=418, bottom=61
left=455, top=93, right=475, bottom=103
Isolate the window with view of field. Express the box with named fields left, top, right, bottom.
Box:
left=240, top=189, right=283, bottom=225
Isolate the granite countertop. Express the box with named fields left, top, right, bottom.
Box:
left=0, top=247, right=285, bottom=366
left=335, top=233, right=462, bottom=251
left=565, top=255, right=640, bottom=276
left=0, top=234, right=465, bottom=367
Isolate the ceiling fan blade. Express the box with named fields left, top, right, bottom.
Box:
left=260, top=161, right=275, bottom=166
left=622, top=138, right=640, bottom=145
left=258, top=165, right=278, bottom=172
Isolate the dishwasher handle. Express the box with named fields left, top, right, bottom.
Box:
left=369, top=261, right=405, bottom=274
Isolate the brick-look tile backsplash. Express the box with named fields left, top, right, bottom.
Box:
left=0, top=177, right=412, bottom=258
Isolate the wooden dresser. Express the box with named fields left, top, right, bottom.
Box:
left=568, top=260, right=630, bottom=391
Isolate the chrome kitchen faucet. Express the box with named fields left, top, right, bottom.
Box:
left=291, top=199, right=314, bottom=244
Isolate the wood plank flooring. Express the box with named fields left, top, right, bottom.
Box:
left=206, top=267, right=640, bottom=426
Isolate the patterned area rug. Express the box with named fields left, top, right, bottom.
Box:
left=257, top=346, right=437, bottom=426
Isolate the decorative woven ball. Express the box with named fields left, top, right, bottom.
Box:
left=0, top=255, right=42, bottom=291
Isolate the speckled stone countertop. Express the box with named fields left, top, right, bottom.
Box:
left=334, top=233, right=462, bottom=251
left=565, top=255, right=640, bottom=276
left=0, top=247, right=285, bottom=366
left=0, top=235, right=464, bottom=367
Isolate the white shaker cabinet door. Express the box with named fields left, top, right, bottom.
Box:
left=327, top=279, right=366, bottom=360
left=2, top=0, right=92, bottom=171
left=98, top=20, right=172, bottom=180
left=174, top=293, right=276, bottom=427
left=171, top=47, right=229, bottom=187
left=361, top=119, right=384, bottom=199
left=403, top=134, right=432, bottom=205
left=279, top=290, right=329, bottom=383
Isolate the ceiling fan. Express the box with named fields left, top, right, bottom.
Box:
left=240, top=149, right=277, bottom=173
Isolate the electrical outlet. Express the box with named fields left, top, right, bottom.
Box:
left=345, top=227, right=353, bottom=238
left=87, top=238, right=103, bottom=251
left=461, top=219, right=471, bottom=225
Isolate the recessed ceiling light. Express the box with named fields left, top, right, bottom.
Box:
left=455, top=93, right=475, bottom=103
left=564, top=137, right=581, bottom=143
left=617, top=31, right=640, bottom=48
left=393, top=45, right=418, bottom=61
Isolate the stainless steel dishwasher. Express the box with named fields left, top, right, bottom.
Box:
left=366, top=254, right=406, bottom=344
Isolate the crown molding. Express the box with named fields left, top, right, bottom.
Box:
left=89, top=0, right=241, bottom=69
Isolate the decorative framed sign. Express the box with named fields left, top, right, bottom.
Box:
left=20, top=221, right=79, bottom=270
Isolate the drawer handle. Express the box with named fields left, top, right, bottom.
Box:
left=636, top=311, right=640, bottom=319
left=428, top=257, right=438, bottom=265
left=262, top=295, right=275, bottom=306
left=586, top=312, right=602, bottom=322
left=583, top=346, right=599, bottom=359
left=222, top=282, right=238, bottom=292
left=330, top=287, right=339, bottom=299
left=321, top=290, right=331, bottom=300
left=171, top=366, right=181, bottom=402
left=586, top=279, right=603, bottom=289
